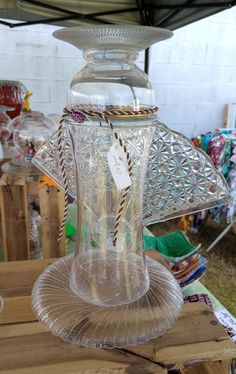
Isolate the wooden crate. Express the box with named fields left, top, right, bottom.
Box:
left=0, top=172, right=66, bottom=261
left=0, top=257, right=235, bottom=373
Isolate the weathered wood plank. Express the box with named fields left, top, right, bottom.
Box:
left=0, top=302, right=235, bottom=369
left=0, top=321, right=44, bottom=339
left=39, top=185, right=66, bottom=258
left=0, top=327, right=165, bottom=373
left=0, top=172, right=66, bottom=262
left=127, top=303, right=236, bottom=369
left=0, top=174, right=30, bottom=260
left=0, top=362, right=165, bottom=374
left=182, top=360, right=231, bottom=374
left=0, top=259, right=56, bottom=325
left=0, top=258, right=55, bottom=290
left=0, top=258, right=236, bottom=372
left=0, top=296, right=36, bottom=324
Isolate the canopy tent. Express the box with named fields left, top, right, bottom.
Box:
left=0, top=0, right=235, bottom=72
left=1, top=0, right=236, bottom=30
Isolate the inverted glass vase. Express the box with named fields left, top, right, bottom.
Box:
left=32, top=26, right=229, bottom=349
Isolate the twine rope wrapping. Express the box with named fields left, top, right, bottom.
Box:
left=65, top=104, right=158, bottom=119
left=57, top=112, right=70, bottom=242
left=58, top=105, right=158, bottom=245
left=100, top=113, right=132, bottom=246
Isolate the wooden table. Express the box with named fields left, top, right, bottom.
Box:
left=0, top=258, right=236, bottom=373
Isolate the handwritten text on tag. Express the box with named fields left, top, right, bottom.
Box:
left=107, top=142, right=132, bottom=190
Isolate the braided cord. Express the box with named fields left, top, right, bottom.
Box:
left=66, top=104, right=158, bottom=119
left=101, top=114, right=132, bottom=247
left=57, top=113, right=70, bottom=242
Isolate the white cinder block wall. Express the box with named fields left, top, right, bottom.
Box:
left=151, top=7, right=236, bottom=137
left=0, top=7, right=236, bottom=138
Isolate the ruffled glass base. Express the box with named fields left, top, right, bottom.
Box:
left=32, top=254, right=183, bottom=348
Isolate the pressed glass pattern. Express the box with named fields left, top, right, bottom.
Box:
left=67, top=120, right=155, bottom=306
left=53, top=25, right=173, bottom=52
left=33, top=120, right=230, bottom=223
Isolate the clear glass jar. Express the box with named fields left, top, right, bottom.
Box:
left=0, top=107, right=13, bottom=160
left=0, top=80, right=26, bottom=119
left=13, top=111, right=53, bottom=160
left=0, top=110, right=11, bottom=141
left=3, top=111, right=55, bottom=175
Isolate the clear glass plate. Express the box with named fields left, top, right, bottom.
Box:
left=53, top=25, right=173, bottom=51
left=32, top=254, right=183, bottom=348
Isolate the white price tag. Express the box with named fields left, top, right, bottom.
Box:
left=107, top=141, right=132, bottom=191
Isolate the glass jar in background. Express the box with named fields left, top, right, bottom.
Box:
left=28, top=202, right=42, bottom=260
left=0, top=110, right=11, bottom=140
left=0, top=81, right=26, bottom=119
left=2, top=111, right=55, bottom=175
left=0, top=106, right=14, bottom=160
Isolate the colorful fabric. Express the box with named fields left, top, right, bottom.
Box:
left=170, top=253, right=200, bottom=274
left=174, top=258, right=202, bottom=279
left=144, top=230, right=200, bottom=261
left=144, top=231, right=205, bottom=289
left=190, top=129, right=236, bottom=228
left=179, top=265, right=206, bottom=287
left=184, top=293, right=213, bottom=310
left=144, top=228, right=236, bottom=342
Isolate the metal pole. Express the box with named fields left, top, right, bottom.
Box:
left=144, top=47, right=150, bottom=75
left=206, top=223, right=233, bottom=253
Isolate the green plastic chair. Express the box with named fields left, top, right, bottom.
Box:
left=144, top=230, right=201, bottom=261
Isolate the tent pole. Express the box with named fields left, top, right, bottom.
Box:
left=144, top=48, right=150, bottom=75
